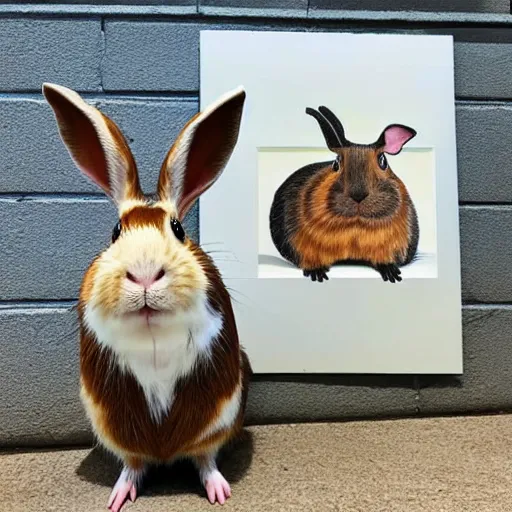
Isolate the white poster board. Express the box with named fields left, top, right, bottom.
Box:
left=200, top=30, right=462, bottom=374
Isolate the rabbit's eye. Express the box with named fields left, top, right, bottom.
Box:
left=171, top=218, right=185, bottom=242
left=378, top=153, right=388, bottom=171
left=112, top=221, right=122, bottom=243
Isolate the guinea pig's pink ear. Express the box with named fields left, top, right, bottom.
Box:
left=157, top=86, right=246, bottom=219
left=377, top=124, right=417, bottom=155
left=42, top=83, right=143, bottom=206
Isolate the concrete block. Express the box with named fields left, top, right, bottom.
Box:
left=456, top=103, right=512, bottom=203
left=199, top=0, right=307, bottom=17
left=103, top=22, right=201, bottom=92
left=0, top=97, right=198, bottom=194
left=0, top=199, right=117, bottom=300
left=246, top=376, right=418, bottom=425
left=0, top=198, right=199, bottom=300
left=0, top=306, right=91, bottom=446
left=308, top=0, right=509, bottom=13
left=0, top=19, right=102, bottom=92
left=102, top=21, right=305, bottom=92
left=455, top=43, right=512, bottom=99
left=419, top=306, right=512, bottom=413
left=460, top=206, right=512, bottom=304
left=22, top=0, right=194, bottom=3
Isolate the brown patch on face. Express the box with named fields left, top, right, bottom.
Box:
left=80, top=256, right=100, bottom=305
left=80, top=254, right=123, bottom=318
left=120, top=205, right=167, bottom=232
left=78, top=241, right=252, bottom=464
left=94, top=269, right=124, bottom=314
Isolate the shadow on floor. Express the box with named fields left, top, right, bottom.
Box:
left=76, top=429, right=254, bottom=499
left=258, top=254, right=296, bottom=268
left=258, top=253, right=432, bottom=272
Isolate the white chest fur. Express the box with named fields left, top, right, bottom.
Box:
left=84, top=302, right=223, bottom=423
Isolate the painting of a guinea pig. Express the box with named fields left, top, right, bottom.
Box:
left=269, top=106, right=419, bottom=283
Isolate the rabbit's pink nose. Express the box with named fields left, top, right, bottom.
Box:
left=126, top=268, right=165, bottom=288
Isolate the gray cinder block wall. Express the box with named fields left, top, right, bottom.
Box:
left=0, top=1, right=511, bottom=447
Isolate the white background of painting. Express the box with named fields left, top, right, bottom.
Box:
left=257, top=147, right=437, bottom=279
left=200, top=31, right=462, bottom=374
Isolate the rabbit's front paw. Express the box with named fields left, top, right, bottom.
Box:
left=375, top=264, right=402, bottom=283
left=108, top=468, right=140, bottom=512
left=303, top=267, right=330, bottom=283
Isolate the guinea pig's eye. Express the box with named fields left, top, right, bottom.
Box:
left=332, top=155, right=342, bottom=172
left=170, top=218, right=185, bottom=242
left=378, top=153, right=388, bottom=171
left=112, top=221, right=122, bottom=243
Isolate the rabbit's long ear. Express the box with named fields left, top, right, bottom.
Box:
left=305, top=108, right=344, bottom=151
left=158, top=87, right=246, bottom=219
left=376, top=124, right=417, bottom=155
left=43, top=83, right=143, bottom=206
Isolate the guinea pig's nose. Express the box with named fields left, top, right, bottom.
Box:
left=350, top=190, right=369, bottom=203
left=126, top=268, right=165, bottom=288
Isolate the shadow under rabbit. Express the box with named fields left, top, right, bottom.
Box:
left=76, top=429, right=254, bottom=499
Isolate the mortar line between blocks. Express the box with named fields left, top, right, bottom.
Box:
left=413, top=375, right=421, bottom=414
left=99, top=16, right=106, bottom=93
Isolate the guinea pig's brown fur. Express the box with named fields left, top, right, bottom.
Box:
left=293, top=150, right=413, bottom=267
left=270, top=106, right=419, bottom=283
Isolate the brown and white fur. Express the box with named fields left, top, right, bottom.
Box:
left=43, top=82, right=251, bottom=512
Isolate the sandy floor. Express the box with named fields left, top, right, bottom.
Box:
left=2, top=414, right=512, bottom=512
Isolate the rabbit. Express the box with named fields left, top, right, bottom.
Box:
left=269, top=105, right=419, bottom=283
left=43, top=82, right=251, bottom=512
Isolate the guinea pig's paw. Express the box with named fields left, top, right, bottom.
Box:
left=375, top=264, right=402, bottom=284
left=204, top=469, right=232, bottom=505
left=303, top=268, right=330, bottom=283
